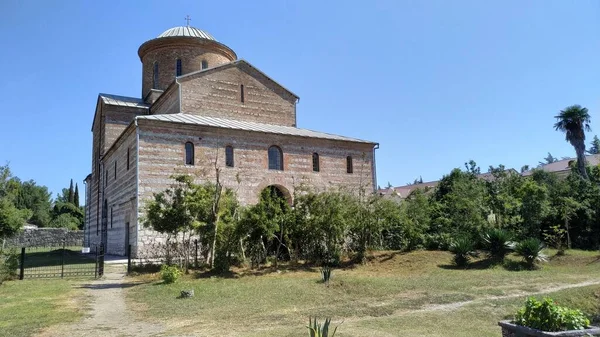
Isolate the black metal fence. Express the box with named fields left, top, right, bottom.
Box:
left=18, top=240, right=103, bottom=279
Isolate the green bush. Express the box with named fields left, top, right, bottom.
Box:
left=307, top=317, right=339, bottom=337
left=449, top=236, right=477, bottom=267
left=515, top=238, right=547, bottom=269
left=0, top=249, right=19, bottom=284
left=160, top=265, right=182, bottom=284
left=481, top=228, right=514, bottom=261
left=424, top=233, right=453, bottom=251
left=514, top=297, right=590, bottom=331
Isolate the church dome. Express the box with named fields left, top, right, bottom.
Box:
left=157, top=26, right=216, bottom=41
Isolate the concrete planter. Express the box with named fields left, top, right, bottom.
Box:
left=499, top=321, right=600, bottom=337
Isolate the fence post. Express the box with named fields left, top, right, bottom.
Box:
left=19, top=247, right=25, bottom=280
left=95, top=245, right=98, bottom=279
left=60, top=240, right=65, bottom=278
left=194, top=239, right=198, bottom=268
left=127, top=244, right=131, bottom=275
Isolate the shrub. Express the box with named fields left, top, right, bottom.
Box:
left=0, top=249, right=19, bottom=284
left=307, top=317, right=339, bottom=337
left=424, top=233, right=453, bottom=251
left=160, top=265, right=182, bottom=284
left=515, top=238, right=547, bottom=269
left=449, top=236, right=478, bottom=267
left=481, top=228, right=514, bottom=260
left=514, top=297, right=590, bottom=331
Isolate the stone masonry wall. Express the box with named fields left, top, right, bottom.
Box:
left=179, top=64, right=297, bottom=126
left=6, top=228, right=83, bottom=247
left=135, top=120, right=375, bottom=255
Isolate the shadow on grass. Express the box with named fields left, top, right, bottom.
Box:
left=438, top=258, right=534, bottom=271
left=80, top=282, right=144, bottom=290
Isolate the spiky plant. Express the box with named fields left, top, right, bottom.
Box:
left=449, top=236, right=478, bottom=268
left=515, top=238, right=548, bottom=269
left=481, top=228, right=515, bottom=261
left=320, top=266, right=332, bottom=284
left=307, top=317, right=338, bottom=337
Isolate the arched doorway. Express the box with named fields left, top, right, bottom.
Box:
left=262, top=184, right=292, bottom=206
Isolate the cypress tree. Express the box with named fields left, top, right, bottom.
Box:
left=74, top=183, right=80, bottom=208
left=68, top=179, right=74, bottom=204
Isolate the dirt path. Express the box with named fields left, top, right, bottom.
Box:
left=413, top=279, right=600, bottom=314
left=39, top=265, right=166, bottom=337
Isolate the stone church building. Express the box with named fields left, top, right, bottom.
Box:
left=84, top=25, right=378, bottom=256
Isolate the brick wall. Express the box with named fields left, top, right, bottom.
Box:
left=179, top=63, right=297, bottom=126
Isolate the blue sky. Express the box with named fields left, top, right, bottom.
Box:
left=0, top=0, right=599, bottom=197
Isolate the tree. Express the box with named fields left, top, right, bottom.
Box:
left=144, top=175, right=198, bottom=272
left=538, top=152, right=559, bottom=166
left=0, top=198, right=30, bottom=244
left=587, top=135, right=600, bottom=155
left=554, top=105, right=592, bottom=179
left=74, top=183, right=80, bottom=208
left=408, top=176, right=423, bottom=185
left=68, top=179, right=74, bottom=204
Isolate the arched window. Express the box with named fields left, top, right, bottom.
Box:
left=225, top=146, right=234, bottom=167
left=312, top=153, right=320, bottom=172
left=346, top=156, right=353, bottom=174
left=176, top=59, right=182, bottom=76
left=268, top=146, right=283, bottom=171
left=185, top=142, right=194, bottom=165
left=152, top=62, right=159, bottom=89
left=201, top=60, right=208, bottom=69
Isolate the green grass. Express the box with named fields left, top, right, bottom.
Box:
left=125, top=249, right=600, bottom=336
left=0, top=278, right=87, bottom=337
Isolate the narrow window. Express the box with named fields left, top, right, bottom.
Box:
left=201, top=60, right=208, bottom=69
left=268, top=146, right=283, bottom=170
left=105, top=170, right=108, bottom=187
left=225, top=146, right=234, bottom=167
left=110, top=207, right=113, bottom=229
left=126, top=148, right=130, bottom=171
left=152, top=62, right=159, bottom=89
left=346, top=156, right=353, bottom=174
left=114, top=161, right=117, bottom=179
left=185, top=142, right=195, bottom=165
left=312, top=153, right=320, bottom=172
left=176, top=59, right=182, bottom=76
left=240, top=84, right=245, bottom=103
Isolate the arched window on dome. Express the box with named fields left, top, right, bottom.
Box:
left=153, top=62, right=159, bottom=89
left=201, top=60, right=208, bottom=70
left=185, top=142, right=194, bottom=165
left=176, top=59, right=182, bottom=76
left=268, top=146, right=283, bottom=171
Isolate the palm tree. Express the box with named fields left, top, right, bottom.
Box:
left=554, top=105, right=592, bottom=179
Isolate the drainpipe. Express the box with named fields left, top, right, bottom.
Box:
left=372, top=144, right=379, bottom=193
left=134, top=118, right=140, bottom=257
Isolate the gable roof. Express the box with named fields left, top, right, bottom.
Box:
left=177, top=59, right=299, bottom=100
left=91, top=94, right=149, bottom=131
left=136, top=113, right=376, bottom=144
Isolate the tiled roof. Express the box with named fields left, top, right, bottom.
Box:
left=99, top=94, right=149, bottom=109
left=136, top=113, right=376, bottom=144
left=522, top=154, right=600, bottom=176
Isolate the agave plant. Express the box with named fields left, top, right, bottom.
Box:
left=321, top=266, right=332, bottom=284
left=307, top=317, right=339, bottom=337
left=481, top=228, right=515, bottom=261
left=515, top=238, right=548, bottom=269
left=449, top=236, right=478, bottom=268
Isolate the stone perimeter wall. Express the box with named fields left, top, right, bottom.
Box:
left=5, top=228, right=83, bottom=247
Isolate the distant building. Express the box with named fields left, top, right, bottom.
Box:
left=522, top=154, right=600, bottom=177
